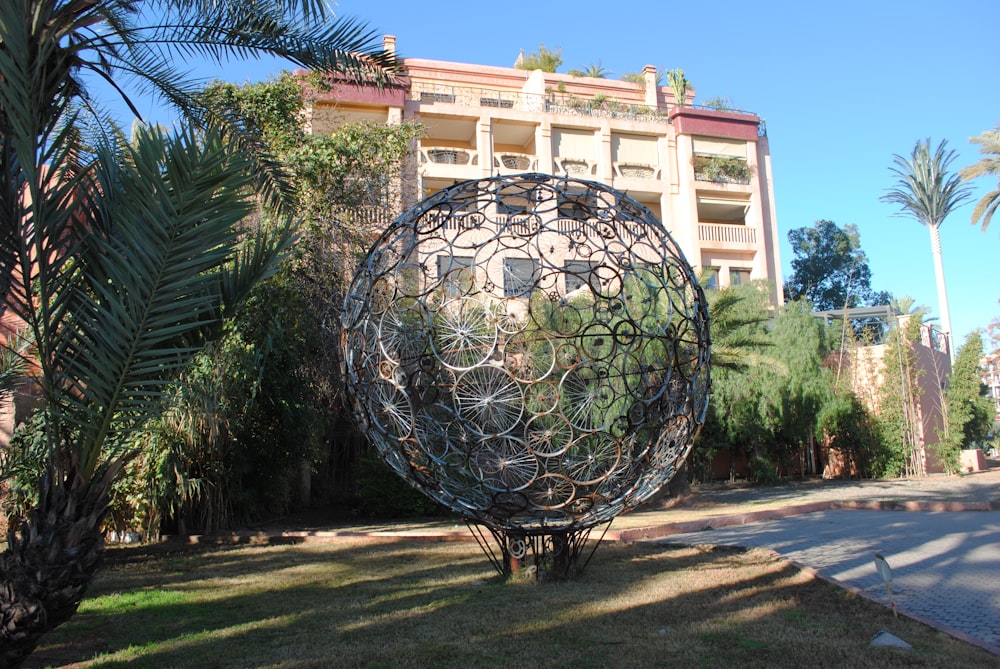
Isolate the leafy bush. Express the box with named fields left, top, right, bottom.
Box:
left=692, top=155, right=752, bottom=183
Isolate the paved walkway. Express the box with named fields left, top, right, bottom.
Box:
left=662, top=508, right=1000, bottom=654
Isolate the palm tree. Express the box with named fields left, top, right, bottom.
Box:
left=959, top=125, right=1000, bottom=232
left=880, top=139, right=972, bottom=359
left=567, top=61, right=610, bottom=78
left=0, top=1, right=396, bottom=664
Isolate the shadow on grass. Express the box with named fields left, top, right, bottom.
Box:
left=26, top=539, right=997, bottom=669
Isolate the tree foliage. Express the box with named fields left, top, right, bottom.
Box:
left=129, top=75, right=422, bottom=531
left=938, top=332, right=994, bottom=472
left=567, top=61, right=610, bottom=78
left=0, top=0, right=396, bottom=662
left=515, top=44, right=563, bottom=72
left=959, top=125, right=1000, bottom=232
left=666, top=68, right=690, bottom=106
left=881, top=138, right=971, bottom=345
left=870, top=314, right=926, bottom=477
left=784, top=220, right=888, bottom=311
left=692, top=281, right=781, bottom=482
left=882, top=139, right=972, bottom=232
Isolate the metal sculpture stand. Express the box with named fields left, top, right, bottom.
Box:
left=468, top=522, right=611, bottom=580
left=340, top=174, right=710, bottom=579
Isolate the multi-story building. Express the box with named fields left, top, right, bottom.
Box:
left=981, top=352, right=1000, bottom=426
left=303, top=36, right=784, bottom=306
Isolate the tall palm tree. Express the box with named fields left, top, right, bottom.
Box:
left=0, top=1, right=396, bottom=664
left=880, top=139, right=972, bottom=359
left=958, top=125, right=1000, bottom=232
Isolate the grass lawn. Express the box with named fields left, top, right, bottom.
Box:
left=25, top=537, right=998, bottom=668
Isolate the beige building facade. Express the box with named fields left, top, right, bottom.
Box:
left=304, top=36, right=784, bottom=307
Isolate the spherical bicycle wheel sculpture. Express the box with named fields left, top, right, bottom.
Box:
left=341, top=174, right=710, bottom=578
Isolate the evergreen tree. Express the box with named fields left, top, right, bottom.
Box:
left=938, top=332, right=994, bottom=472
left=692, top=281, right=780, bottom=482
left=763, top=300, right=834, bottom=476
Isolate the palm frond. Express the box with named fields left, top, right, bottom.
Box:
left=881, top=138, right=972, bottom=229
left=48, top=124, right=272, bottom=477
left=958, top=126, right=1000, bottom=232
left=704, top=282, right=783, bottom=374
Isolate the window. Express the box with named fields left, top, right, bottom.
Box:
left=612, top=133, right=659, bottom=176
left=421, top=92, right=455, bottom=103
left=552, top=128, right=595, bottom=161
left=494, top=183, right=537, bottom=216
left=481, top=97, right=514, bottom=109
left=729, top=268, right=751, bottom=286
left=504, top=258, right=538, bottom=298
left=564, top=260, right=598, bottom=294
left=703, top=267, right=720, bottom=291
left=557, top=188, right=600, bottom=219
left=437, top=255, right=474, bottom=297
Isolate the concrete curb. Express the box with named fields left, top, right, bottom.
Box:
left=756, top=549, right=1000, bottom=658
left=164, top=498, right=1000, bottom=547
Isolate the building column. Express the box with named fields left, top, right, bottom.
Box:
left=643, top=65, right=658, bottom=108
left=598, top=124, right=613, bottom=183
left=671, top=133, right=701, bottom=266
left=537, top=122, right=553, bottom=175
left=478, top=116, right=493, bottom=178
left=755, top=137, right=783, bottom=305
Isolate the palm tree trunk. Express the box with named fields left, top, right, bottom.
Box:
left=927, top=224, right=953, bottom=360
left=0, top=465, right=117, bottom=667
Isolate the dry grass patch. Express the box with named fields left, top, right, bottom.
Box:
left=25, top=539, right=996, bottom=668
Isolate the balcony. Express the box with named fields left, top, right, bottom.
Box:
left=699, top=222, right=756, bottom=247
left=494, top=152, right=537, bottom=174
left=419, top=146, right=479, bottom=179
left=412, top=82, right=544, bottom=113
left=614, top=162, right=660, bottom=180
left=554, top=157, right=597, bottom=177
left=545, top=96, right=668, bottom=123
left=693, top=155, right=751, bottom=185
left=409, top=81, right=666, bottom=122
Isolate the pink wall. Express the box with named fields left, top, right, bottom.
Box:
left=670, top=107, right=760, bottom=141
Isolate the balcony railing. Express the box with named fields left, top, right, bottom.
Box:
left=419, top=146, right=478, bottom=166
left=614, top=162, right=660, bottom=180
left=545, top=96, right=669, bottom=123
left=409, top=81, right=667, bottom=122
left=699, top=223, right=756, bottom=245
left=494, top=153, right=537, bottom=173
left=554, top=157, right=597, bottom=177
left=412, top=82, right=544, bottom=112
left=414, top=211, right=648, bottom=245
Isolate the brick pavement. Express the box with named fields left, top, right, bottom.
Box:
left=660, top=509, right=1000, bottom=655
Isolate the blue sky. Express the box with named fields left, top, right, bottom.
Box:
left=119, top=0, right=999, bottom=345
